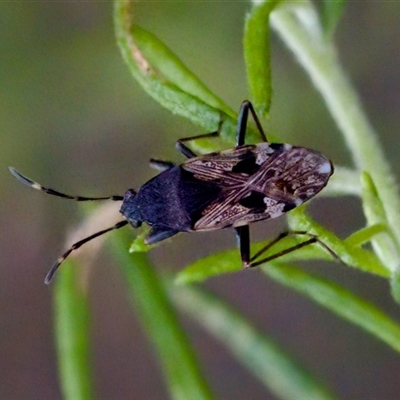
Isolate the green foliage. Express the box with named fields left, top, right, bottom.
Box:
left=111, top=233, right=215, bottom=400
left=321, top=0, right=347, bottom=36
left=260, top=262, right=400, bottom=353
left=54, top=262, right=94, bottom=400
left=51, top=0, right=400, bottom=399
left=114, top=0, right=236, bottom=147
left=244, top=1, right=280, bottom=117
left=176, top=208, right=389, bottom=285
left=170, top=285, right=337, bottom=400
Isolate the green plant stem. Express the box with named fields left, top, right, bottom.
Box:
left=269, top=2, right=400, bottom=265
left=263, top=262, right=400, bottom=353
left=171, top=285, right=337, bottom=400
left=111, top=232, right=215, bottom=400
left=54, top=263, right=94, bottom=400
left=244, top=1, right=277, bottom=117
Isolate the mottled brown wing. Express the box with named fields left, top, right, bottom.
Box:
left=182, top=142, right=333, bottom=231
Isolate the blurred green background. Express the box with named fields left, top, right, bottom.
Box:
left=1, top=2, right=400, bottom=399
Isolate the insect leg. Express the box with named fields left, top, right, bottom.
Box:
left=248, top=231, right=342, bottom=268
left=145, top=225, right=179, bottom=245
left=176, top=130, right=220, bottom=158
left=9, top=167, right=123, bottom=201
left=149, top=159, right=175, bottom=172
left=235, top=226, right=251, bottom=265
left=236, top=100, right=267, bottom=146
left=44, top=220, right=129, bottom=284
left=176, top=116, right=224, bottom=158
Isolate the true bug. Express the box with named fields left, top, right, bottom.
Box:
left=10, top=100, right=338, bottom=284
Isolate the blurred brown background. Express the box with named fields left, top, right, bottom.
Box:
left=1, top=2, right=400, bottom=399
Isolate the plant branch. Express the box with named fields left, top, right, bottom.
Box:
left=269, top=2, right=400, bottom=268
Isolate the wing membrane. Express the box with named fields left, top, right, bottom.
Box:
left=181, top=143, right=333, bottom=231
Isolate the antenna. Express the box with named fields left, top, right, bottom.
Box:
left=44, top=220, right=128, bottom=284
left=8, top=167, right=124, bottom=201
left=9, top=167, right=128, bottom=284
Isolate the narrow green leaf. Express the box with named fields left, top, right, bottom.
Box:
left=361, top=171, right=399, bottom=272
left=111, top=232, right=215, bottom=400
left=244, top=1, right=280, bottom=117
left=176, top=209, right=389, bottom=285
left=129, top=228, right=152, bottom=253
left=345, top=223, right=387, bottom=247
left=287, top=208, right=389, bottom=277
left=175, top=245, right=241, bottom=284
left=263, top=263, right=400, bottom=354
left=321, top=0, right=347, bottom=37
left=361, top=172, right=400, bottom=302
left=270, top=4, right=400, bottom=263
left=174, top=231, right=333, bottom=284
left=129, top=25, right=231, bottom=115
left=53, top=262, right=94, bottom=400
left=391, top=271, right=400, bottom=307
left=114, top=0, right=244, bottom=146
left=171, top=285, right=337, bottom=400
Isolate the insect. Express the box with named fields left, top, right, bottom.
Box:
left=9, top=100, right=338, bottom=284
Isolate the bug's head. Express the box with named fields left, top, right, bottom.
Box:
left=119, top=189, right=143, bottom=228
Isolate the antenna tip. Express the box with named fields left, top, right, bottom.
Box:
left=44, top=259, right=62, bottom=285
left=8, top=166, right=17, bottom=176
left=8, top=167, right=36, bottom=188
